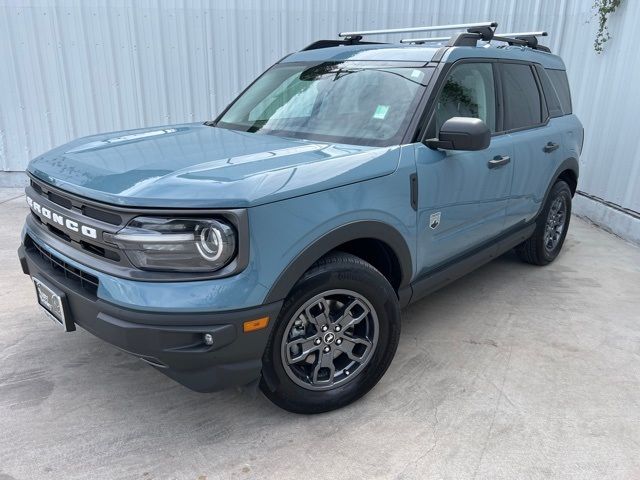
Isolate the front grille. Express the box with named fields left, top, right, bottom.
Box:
left=31, top=213, right=122, bottom=262
left=47, top=190, right=73, bottom=209
left=27, top=178, right=125, bottom=265
left=25, top=235, right=99, bottom=297
left=82, top=205, right=122, bottom=225
left=30, top=179, right=123, bottom=226
left=30, top=180, right=42, bottom=194
left=26, top=174, right=249, bottom=282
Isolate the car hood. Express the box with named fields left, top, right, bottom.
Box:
left=27, top=123, right=400, bottom=208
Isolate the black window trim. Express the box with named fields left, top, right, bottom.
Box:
left=416, top=57, right=505, bottom=143
left=534, top=64, right=564, bottom=119
left=531, top=64, right=550, bottom=122
left=412, top=57, right=569, bottom=144
left=545, top=67, right=573, bottom=115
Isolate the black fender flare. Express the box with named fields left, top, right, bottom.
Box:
left=535, top=157, right=579, bottom=220
left=263, top=221, right=413, bottom=304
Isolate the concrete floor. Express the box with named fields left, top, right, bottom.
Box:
left=1, top=188, right=640, bottom=480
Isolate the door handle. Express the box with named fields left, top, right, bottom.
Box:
left=543, top=141, right=560, bottom=153
left=487, top=155, right=511, bottom=169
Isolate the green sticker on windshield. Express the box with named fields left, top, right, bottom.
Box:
left=373, top=105, right=389, bottom=120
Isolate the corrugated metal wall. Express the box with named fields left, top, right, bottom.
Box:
left=557, top=0, right=640, bottom=217
left=1, top=0, right=638, bottom=216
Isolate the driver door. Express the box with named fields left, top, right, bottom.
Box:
left=415, top=61, right=514, bottom=277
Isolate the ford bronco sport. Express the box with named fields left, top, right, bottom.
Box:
left=18, top=22, right=582, bottom=413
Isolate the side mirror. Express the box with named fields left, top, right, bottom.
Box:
left=425, top=117, right=490, bottom=151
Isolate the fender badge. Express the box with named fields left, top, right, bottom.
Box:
left=429, top=212, right=441, bottom=229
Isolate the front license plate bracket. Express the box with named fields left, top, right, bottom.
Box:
left=32, top=277, right=75, bottom=332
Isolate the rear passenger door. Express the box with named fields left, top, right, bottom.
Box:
left=501, top=62, right=563, bottom=227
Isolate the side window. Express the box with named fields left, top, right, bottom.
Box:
left=546, top=69, right=572, bottom=115
left=501, top=63, right=543, bottom=130
left=535, top=65, right=563, bottom=118
left=434, top=63, right=496, bottom=133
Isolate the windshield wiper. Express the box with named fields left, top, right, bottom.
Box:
left=332, top=68, right=361, bottom=81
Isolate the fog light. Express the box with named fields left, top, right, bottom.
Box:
left=203, top=333, right=214, bottom=346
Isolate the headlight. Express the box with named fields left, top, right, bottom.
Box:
left=105, top=217, right=237, bottom=272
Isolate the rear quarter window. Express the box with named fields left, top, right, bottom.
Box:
left=501, top=63, right=543, bottom=130
left=535, top=65, right=563, bottom=118
left=546, top=69, right=572, bottom=115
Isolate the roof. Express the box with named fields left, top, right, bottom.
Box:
left=283, top=42, right=565, bottom=70
left=284, top=43, right=441, bottom=64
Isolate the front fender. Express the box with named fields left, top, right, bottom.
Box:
left=248, top=147, right=419, bottom=307
left=263, top=220, right=413, bottom=304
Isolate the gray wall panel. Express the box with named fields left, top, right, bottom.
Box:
left=1, top=0, right=638, bottom=217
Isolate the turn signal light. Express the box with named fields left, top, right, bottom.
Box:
left=243, top=316, right=270, bottom=333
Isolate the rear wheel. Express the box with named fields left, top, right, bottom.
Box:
left=260, top=252, right=400, bottom=413
left=516, top=180, right=572, bottom=265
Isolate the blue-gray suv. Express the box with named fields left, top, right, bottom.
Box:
left=18, top=23, right=582, bottom=413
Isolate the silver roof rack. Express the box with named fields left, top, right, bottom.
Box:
left=493, top=31, right=550, bottom=51
left=399, top=36, right=450, bottom=44
left=328, top=22, right=550, bottom=52
left=398, top=29, right=550, bottom=51
left=400, top=31, right=547, bottom=46
left=339, top=22, right=497, bottom=38
left=500, top=31, right=548, bottom=38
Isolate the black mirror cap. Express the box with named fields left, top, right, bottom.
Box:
left=425, top=117, right=491, bottom=151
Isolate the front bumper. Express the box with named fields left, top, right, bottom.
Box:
left=18, top=237, right=282, bottom=392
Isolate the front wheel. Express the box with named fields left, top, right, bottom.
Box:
left=260, top=252, right=401, bottom=414
left=516, top=180, right=572, bottom=266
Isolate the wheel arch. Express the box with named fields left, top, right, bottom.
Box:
left=263, top=221, right=413, bottom=304
left=536, top=157, right=579, bottom=220
left=557, top=165, right=578, bottom=197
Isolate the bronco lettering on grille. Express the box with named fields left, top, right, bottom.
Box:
left=26, top=195, right=98, bottom=239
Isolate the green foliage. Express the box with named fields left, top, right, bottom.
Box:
left=441, top=81, right=478, bottom=116
left=592, top=0, right=623, bottom=53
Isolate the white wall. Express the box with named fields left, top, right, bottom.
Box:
left=1, top=0, right=638, bottom=241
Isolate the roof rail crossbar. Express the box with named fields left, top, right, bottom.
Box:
left=399, top=36, right=450, bottom=44
left=443, top=23, right=496, bottom=47
left=492, top=35, right=528, bottom=46
left=493, top=31, right=550, bottom=51
left=501, top=31, right=548, bottom=38
left=400, top=29, right=549, bottom=49
left=466, top=24, right=495, bottom=41
left=338, top=21, right=497, bottom=39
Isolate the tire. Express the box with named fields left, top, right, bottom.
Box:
left=260, top=252, right=401, bottom=414
left=516, top=180, right=572, bottom=266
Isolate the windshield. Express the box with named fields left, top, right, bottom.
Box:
left=215, top=62, right=432, bottom=147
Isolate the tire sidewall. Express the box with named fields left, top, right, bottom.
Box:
left=261, top=259, right=400, bottom=413
left=538, top=181, right=572, bottom=263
